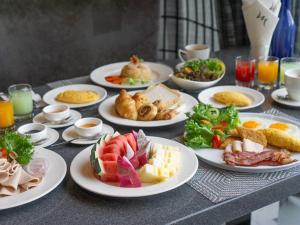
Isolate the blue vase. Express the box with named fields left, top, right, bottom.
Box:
left=271, top=0, right=296, bottom=58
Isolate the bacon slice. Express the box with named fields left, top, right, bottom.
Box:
left=224, top=150, right=296, bottom=167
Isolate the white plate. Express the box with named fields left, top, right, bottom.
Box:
left=194, top=113, right=300, bottom=173
left=98, top=91, right=198, bottom=127
left=35, top=128, right=59, bottom=148
left=62, top=124, right=114, bottom=145
left=271, top=88, right=300, bottom=107
left=43, top=84, right=107, bottom=108
left=33, top=110, right=82, bottom=128
left=90, top=62, right=173, bottom=89
left=70, top=136, right=198, bottom=197
left=0, top=147, right=67, bottom=210
left=198, top=85, right=265, bottom=110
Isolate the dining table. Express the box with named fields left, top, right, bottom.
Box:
left=1, top=47, right=300, bottom=225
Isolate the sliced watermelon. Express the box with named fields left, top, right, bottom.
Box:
left=102, top=161, right=118, bottom=174
left=101, top=153, right=118, bottom=161
left=100, top=173, right=119, bottom=182
left=124, top=133, right=137, bottom=152
left=106, top=135, right=127, bottom=156
left=102, top=144, right=121, bottom=155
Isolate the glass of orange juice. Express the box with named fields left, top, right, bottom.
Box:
left=0, top=93, right=14, bottom=131
left=258, top=56, right=279, bottom=90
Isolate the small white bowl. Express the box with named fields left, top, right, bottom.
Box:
left=17, top=123, right=48, bottom=142
left=74, top=117, right=102, bottom=138
left=171, top=62, right=225, bottom=92
left=43, top=104, right=70, bottom=122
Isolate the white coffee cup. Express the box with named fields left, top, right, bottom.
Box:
left=284, top=68, right=300, bottom=101
left=178, top=44, right=210, bottom=62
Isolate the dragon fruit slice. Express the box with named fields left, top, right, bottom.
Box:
left=117, top=156, right=141, bottom=187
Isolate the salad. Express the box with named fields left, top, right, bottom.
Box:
left=175, top=58, right=225, bottom=82
left=184, top=104, right=240, bottom=148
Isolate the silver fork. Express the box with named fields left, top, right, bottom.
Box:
left=41, top=116, right=73, bottom=125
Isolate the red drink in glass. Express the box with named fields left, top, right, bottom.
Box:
left=235, top=56, right=255, bottom=87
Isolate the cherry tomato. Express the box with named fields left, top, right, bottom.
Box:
left=0, top=148, right=7, bottom=158
left=212, top=135, right=222, bottom=148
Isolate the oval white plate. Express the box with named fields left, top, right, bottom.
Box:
left=90, top=62, right=173, bottom=89
left=34, top=128, right=59, bottom=148
left=198, top=85, right=265, bottom=110
left=33, top=110, right=82, bottom=128
left=98, top=91, right=198, bottom=127
left=62, top=124, right=114, bottom=145
left=0, top=147, right=67, bottom=210
left=271, top=88, right=300, bottom=107
left=43, top=84, right=107, bottom=108
left=70, top=136, right=198, bottom=197
left=194, top=113, right=300, bottom=173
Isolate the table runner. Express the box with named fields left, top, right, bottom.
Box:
left=186, top=108, right=300, bottom=203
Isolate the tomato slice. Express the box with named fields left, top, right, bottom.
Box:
left=0, top=148, right=7, bottom=159
left=212, top=135, right=222, bottom=149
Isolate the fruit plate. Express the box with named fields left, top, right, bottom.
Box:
left=70, top=136, right=198, bottom=197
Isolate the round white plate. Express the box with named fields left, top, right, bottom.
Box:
left=271, top=88, right=300, bottom=107
left=98, top=91, right=198, bottom=127
left=198, top=85, right=265, bottom=110
left=90, top=62, right=173, bottom=89
left=43, top=84, right=107, bottom=108
left=34, top=128, right=59, bottom=148
left=194, top=113, right=300, bottom=173
left=70, top=136, right=198, bottom=197
left=62, top=124, right=114, bottom=145
left=0, top=147, right=67, bottom=210
left=33, top=110, right=82, bottom=128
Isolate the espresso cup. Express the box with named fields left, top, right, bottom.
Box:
left=178, top=44, right=210, bottom=62
left=284, top=68, right=300, bottom=101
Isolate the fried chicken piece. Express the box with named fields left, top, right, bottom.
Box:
left=262, top=128, right=300, bottom=152
left=137, top=103, right=158, bottom=121
left=236, top=127, right=267, bottom=147
left=155, top=109, right=178, bottom=120
left=152, top=99, right=167, bottom=112
left=132, top=92, right=150, bottom=110
left=115, top=89, right=138, bottom=120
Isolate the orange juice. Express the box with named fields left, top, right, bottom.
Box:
left=258, top=57, right=279, bottom=89
left=0, top=97, right=14, bottom=129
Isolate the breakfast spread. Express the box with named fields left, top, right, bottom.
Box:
left=56, top=90, right=100, bottom=104
left=213, top=91, right=252, bottom=107
left=90, top=130, right=180, bottom=187
left=114, top=84, right=181, bottom=121
left=105, top=55, right=153, bottom=85
left=174, top=58, right=225, bottom=82
left=0, top=131, right=47, bottom=196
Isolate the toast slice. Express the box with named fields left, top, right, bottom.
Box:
left=143, top=84, right=182, bottom=108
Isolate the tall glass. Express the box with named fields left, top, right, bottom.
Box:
left=280, top=57, right=300, bottom=86
left=258, top=56, right=279, bottom=90
left=235, top=56, right=255, bottom=87
left=0, top=93, right=14, bottom=131
left=8, top=84, right=33, bottom=120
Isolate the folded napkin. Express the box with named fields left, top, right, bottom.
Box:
left=242, top=0, right=281, bottom=59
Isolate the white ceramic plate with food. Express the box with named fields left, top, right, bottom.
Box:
left=0, top=147, right=67, bottom=210
left=33, top=110, right=82, bottom=128
left=98, top=91, right=198, bottom=127
left=271, top=88, right=300, bottom=107
left=62, top=124, right=114, bottom=145
left=198, top=85, right=265, bottom=110
left=70, top=136, right=198, bottom=197
left=90, top=62, right=173, bottom=89
left=43, top=84, right=107, bottom=108
left=194, top=113, right=300, bottom=173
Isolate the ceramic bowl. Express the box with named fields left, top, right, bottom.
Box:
left=74, top=117, right=103, bottom=138
left=17, top=123, right=48, bottom=142
left=43, top=104, right=70, bottom=122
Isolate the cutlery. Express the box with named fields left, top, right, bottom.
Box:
left=277, top=94, right=290, bottom=100
left=49, top=134, right=102, bottom=147
left=41, top=116, right=73, bottom=125
left=32, top=138, right=48, bottom=146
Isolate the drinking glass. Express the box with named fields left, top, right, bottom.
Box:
left=280, top=57, right=300, bottom=86
left=258, top=56, right=279, bottom=90
left=235, top=56, right=255, bottom=87
left=8, top=84, right=33, bottom=120
left=0, top=93, right=14, bottom=130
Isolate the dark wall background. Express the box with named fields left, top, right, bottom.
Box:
left=0, top=0, right=159, bottom=90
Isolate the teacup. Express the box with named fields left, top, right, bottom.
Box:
left=18, top=123, right=48, bottom=143
left=178, top=44, right=210, bottom=62
left=74, top=117, right=103, bottom=138
left=285, top=69, right=300, bottom=101
left=43, top=104, right=70, bottom=122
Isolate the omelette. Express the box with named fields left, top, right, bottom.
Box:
left=213, top=91, right=252, bottom=107
left=56, top=90, right=99, bottom=104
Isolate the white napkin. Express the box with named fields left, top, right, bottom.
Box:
left=242, top=0, right=281, bottom=59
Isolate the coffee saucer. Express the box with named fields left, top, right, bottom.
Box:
left=62, top=124, right=114, bottom=145
left=271, top=88, right=300, bottom=107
